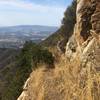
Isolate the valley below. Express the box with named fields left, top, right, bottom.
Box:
left=0, top=25, right=58, bottom=48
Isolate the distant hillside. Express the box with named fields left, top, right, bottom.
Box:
left=0, top=25, right=58, bottom=48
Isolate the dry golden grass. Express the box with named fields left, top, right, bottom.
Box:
left=18, top=40, right=100, bottom=100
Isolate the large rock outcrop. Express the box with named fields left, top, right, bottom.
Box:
left=66, top=0, right=100, bottom=99
left=18, top=0, right=100, bottom=100
left=75, top=0, right=100, bottom=45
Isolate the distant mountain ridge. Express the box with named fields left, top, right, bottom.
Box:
left=0, top=25, right=58, bottom=36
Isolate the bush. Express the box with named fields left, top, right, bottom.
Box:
left=20, top=41, right=54, bottom=69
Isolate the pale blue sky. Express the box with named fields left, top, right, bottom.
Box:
left=0, top=0, right=73, bottom=26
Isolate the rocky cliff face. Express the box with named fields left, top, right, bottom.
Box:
left=18, top=0, right=100, bottom=100
left=66, top=0, right=100, bottom=99
left=75, top=0, right=100, bottom=44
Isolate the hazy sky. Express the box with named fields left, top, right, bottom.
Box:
left=0, top=0, right=73, bottom=26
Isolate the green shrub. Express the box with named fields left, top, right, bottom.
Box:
left=20, top=41, right=54, bottom=69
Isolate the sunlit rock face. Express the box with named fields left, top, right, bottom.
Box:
left=66, top=0, right=100, bottom=99
left=66, top=0, right=100, bottom=58
left=91, top=0, right=100, bottom=34
left=75, top=0, right=100, bottom=45
left=73, top=0, right=100, bottom=70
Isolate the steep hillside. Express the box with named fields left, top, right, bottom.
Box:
left=0, top=48, right=20, bottom=99
left=41, top=0, right=77, bottom=52
left=0, top=48, right=19, bottom=69
left=18, top=0, right=100, bottom=100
